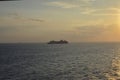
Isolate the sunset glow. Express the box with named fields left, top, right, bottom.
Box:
left=0, top=0, right=120, bottom=43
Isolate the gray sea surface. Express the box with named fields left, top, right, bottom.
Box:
left=0, top=43, right=120, bottom=80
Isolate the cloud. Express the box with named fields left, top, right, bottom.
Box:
left=57, top=24, right=118, bottom=42
left=81, top=0, right=96, bottom=3
left=46, top=0, right=96, bottom=9
left=75, top=25, right=105, bottom=37
left=47, top=1, right=79, bottom=9
left=0, top=13, right=45, bottom=29
left=75, top=24, right=118, bottom=38
left=7, top=13, right=45, bottom=22
left=93, top=8, right=120, bottom=15
left=29, top=18, right=44, bottom=22
left=46, top=0, right=97, bottom=11
left=80, top=8, right=120, bottom=15
left=80, top=8, right=96, bottom=14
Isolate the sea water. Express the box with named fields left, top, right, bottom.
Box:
left=0, top=43, right=120, bottom=80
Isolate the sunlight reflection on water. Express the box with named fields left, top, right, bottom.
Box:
left=106, top=48, right=120, bottom=80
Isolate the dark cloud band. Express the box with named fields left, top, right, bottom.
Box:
left=0, top=0, right=19, bottom=1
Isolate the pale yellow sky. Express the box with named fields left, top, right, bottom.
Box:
left=0, top=0, right=120, bottom=43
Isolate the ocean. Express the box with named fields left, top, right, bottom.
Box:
left=0, top=43, right=120, bottom=80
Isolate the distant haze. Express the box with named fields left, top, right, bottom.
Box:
left=0, top=0, right=120, bottom=43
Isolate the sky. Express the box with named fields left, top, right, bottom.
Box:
left=0, top=0, right=120, bottom=43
